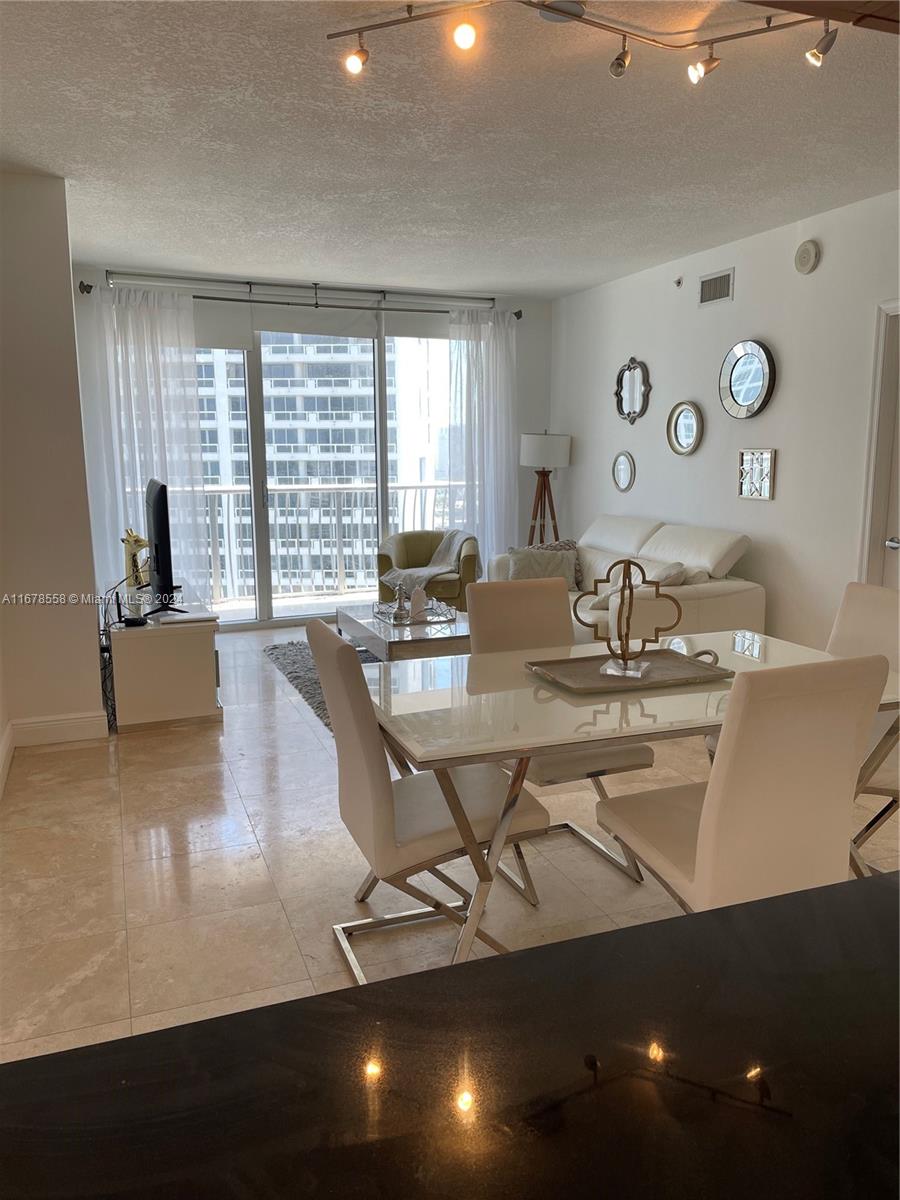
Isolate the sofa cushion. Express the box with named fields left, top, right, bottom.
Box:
left=578, top=514, right=663, bottom=557
left=640, top=524, right=750, bottom=579
left=588, top=558, right=686, bottom=609
left=577, top=545, right=622, bottom=591
left=508, top=546, right=578, bottom=590
left=509, top=538, right=582, bottom=588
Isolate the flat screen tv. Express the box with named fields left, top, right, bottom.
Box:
left=144, top=479, right=185, bottom=615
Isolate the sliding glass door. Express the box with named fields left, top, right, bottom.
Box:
left=196, top=347, right=257, bottom=622
left=259, top=331, right=378, bottom=618
left=196, top=325, right=450, bottom=623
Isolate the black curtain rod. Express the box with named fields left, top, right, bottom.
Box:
left=192, top=292, right=524, bottom=319
left=78, top=281, right=523, bottom=319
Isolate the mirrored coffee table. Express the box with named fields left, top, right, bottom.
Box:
left=335, top=607, right=470, bottom=662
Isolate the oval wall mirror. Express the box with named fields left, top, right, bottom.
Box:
left=719, top=340, right=776, bottom=419
left=666, top=401, right=704, bottom=455
left=615, top=357, right=651, bottom=424
left=612, top=451, right=636, bottom=492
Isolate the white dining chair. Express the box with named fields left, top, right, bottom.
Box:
left=466, top=577, right=656, bottom=881
left=307, top=619, right=550, bottom=984
left=707, top=583, right=898, bottom=874
left=826, top=583, right=899, bottom=874
left=595, top=655, right=888, bottom=913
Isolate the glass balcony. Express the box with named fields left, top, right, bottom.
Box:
left=204, top=482, right=467, bottom=622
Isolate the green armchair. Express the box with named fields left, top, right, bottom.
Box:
left=377, top=530, right=480, bottom=612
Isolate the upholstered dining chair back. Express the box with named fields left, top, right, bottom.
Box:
left=466, top=578, right=574, bottom=654
left=826, top=582, right=899, bottom=672
left=694, top=655, right=888, bottom=910
left=307, top=619, right=393, bottom=874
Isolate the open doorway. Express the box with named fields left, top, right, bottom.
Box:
left=860, top=305, right=899, bottom=589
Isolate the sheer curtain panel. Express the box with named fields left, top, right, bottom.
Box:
left=79, top=287, right=209, bottom=602
left=448, top=309, right=518, bottom=562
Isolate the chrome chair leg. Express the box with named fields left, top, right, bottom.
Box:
left=496, top=843, right=540, bottom=907
left=354, top=869, right=378, bottom=902
left=849, top=843, right=873, bottom=879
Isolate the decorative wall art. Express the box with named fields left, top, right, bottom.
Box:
left=738, top=448, right=776, bottom=500
left=615, top=357, right=651, bottom=424
left=666, top=402, right=704, bottom=455
left=612, top=451, right=636, bottom=492
left=719, top=340, right=776, bottom=419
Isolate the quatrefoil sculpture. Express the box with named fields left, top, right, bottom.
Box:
left=573, top=558, right=683, bottom=665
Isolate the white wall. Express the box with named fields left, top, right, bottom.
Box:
left=550, top=191, right=899, bottom=647
left=0, top=174, right=105, bottom=746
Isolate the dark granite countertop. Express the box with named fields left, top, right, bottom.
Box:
left=1, top=873, right=897, bottom=1199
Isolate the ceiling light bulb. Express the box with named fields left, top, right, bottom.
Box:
left=805, top=20, right=837, bottom=67
left=609, top=36, right=631, bottom=78
left=456, top=1089, right=474, bottom=1113
left=453, top=22, right=477, bottom=50
left=345, top=38, right=369, bottom=75
left=688, top=49, right=720, bottom=85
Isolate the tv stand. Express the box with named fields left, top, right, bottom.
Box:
left=109, top=596, right=220, bottom=728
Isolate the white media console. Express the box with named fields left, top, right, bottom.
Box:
left=109, top=596, right=220, bottom=729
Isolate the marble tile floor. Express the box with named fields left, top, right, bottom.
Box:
left=0, top=625, right=896, bottom=1063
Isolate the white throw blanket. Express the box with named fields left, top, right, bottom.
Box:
left=381, top=529, right=481, bottom=595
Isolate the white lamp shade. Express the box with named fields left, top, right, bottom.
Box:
left=520, top=433, right=571, bottom=469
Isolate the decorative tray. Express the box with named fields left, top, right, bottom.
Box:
left=372, top=599, right=457, bottom=628
left=524, top=648, right=734, bottom=695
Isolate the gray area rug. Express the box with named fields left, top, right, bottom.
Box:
left=263, top=640, right=378, bottom=731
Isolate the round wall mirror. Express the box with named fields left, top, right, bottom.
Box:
left=719, top=340, right=775, bottom=419
left=612, top=451, right=635, bottom=492
left=666, top=401, right=704, bottom=455
left=615, top=357, right=651, bottom=424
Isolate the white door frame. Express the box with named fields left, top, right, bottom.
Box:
left=858, top=299, right=900, bottom=585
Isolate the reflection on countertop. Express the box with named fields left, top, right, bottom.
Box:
left=0, top=873, right=897, bottom=1199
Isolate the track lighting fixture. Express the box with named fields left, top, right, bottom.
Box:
left=453, top=21, right=477, bottom=49
left=688, top=46, right=720, bottom=85
left=609, top=35, right=631, bottom=78
left=328, top=7, right=835, bottom=88
left=805, top=20, right=838, bottom=67
left=344, top=35, right=369, bottom=75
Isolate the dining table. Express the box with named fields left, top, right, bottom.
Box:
left=362, top=628, right=900, bottom=963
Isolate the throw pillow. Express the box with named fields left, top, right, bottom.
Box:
left=509, top=538, right=581, bottom=588
left=507, top=547, right=578, bottom=590
left=589, top=557, right=686, bottom=609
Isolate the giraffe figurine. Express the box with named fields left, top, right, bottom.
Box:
left=122, top=528, right=149, bottom=589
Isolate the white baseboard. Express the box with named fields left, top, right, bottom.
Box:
left=0, top=721, right=13, bottom=797
left=11, top=710, right=109, bottom=748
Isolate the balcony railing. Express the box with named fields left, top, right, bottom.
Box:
left=203, top=482, right=469, bottom=607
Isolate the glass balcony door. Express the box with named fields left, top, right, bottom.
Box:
left=254, top=330, right=379, bottom=619
left=196, top=347, right=258, bottom=623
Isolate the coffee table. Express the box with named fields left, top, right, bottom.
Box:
left=335, top=606, right=470, bottom=662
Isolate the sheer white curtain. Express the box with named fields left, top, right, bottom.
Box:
left=79, top=287, right=210, bottom=602
left=447, top=308, right=518, bottom=562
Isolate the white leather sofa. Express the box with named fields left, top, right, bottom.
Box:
left=488, top=514, right=765, bottom=644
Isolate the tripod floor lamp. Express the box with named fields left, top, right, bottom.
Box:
left=521, top=432, right=571, bottom=546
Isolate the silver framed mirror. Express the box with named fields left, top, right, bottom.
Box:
left=612, top=451, right=635, bottom=492
left=666, top=401, right=704, bottom=455
left=719, top=340, right=776, bottom=419
left=615, top=357, right=651, bottom=424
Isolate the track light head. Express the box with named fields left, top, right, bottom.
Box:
left=345, top=36, right=369, bottom=75
left=805, top=20, right=837, bottom=67
left=453, top=21, right=477, bottom=50
left=609, top=36, right=631, bottom=78
left=688, top=47, right=720, bottom=85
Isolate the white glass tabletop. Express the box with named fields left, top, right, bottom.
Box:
left=362, top=630, right=900, bottom=770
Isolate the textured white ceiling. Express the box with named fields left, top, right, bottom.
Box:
left=0, top=1, right=896, bottom=296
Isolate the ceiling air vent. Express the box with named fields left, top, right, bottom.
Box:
left=699, top=268, right=734, bottom=306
